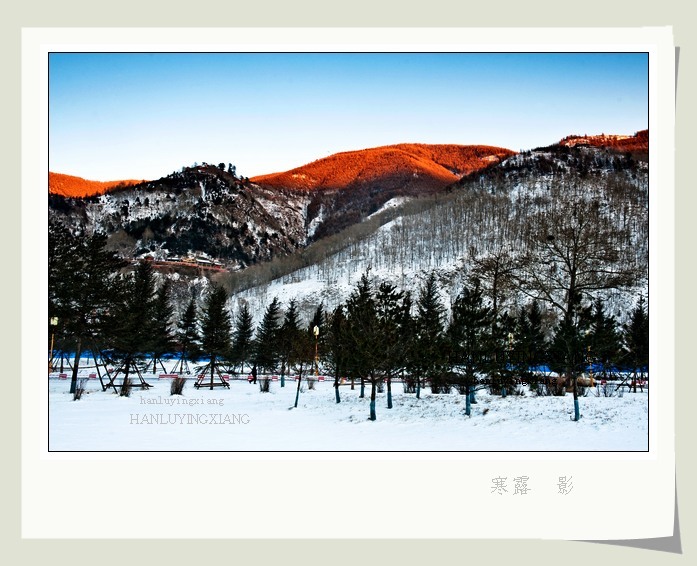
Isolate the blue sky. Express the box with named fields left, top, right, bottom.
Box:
left=49, top=52, right=648, bottom=181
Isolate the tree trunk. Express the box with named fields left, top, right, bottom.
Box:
left=360, top=377, right=365, bottom=398
left=370, top=380, right=377, bottom=421
left=387, top=377, right=392, bottom=409
left=465, top=384, right=471, bottom=416
left=121, top=358, right=131, bottom=396
left=280, top=360, right=286, bottom=388
left=210, top=355, right=216, bottom=390
left=416, top=376, right=421, bottom=399
left=572, top=375, right=580, bottom=421
left=294, top=369, right=302, bottom=408
left=69, top=338, right=82, bottom=394
left=334, top=373, right=341, bottom=404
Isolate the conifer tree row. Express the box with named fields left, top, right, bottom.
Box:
left=48, top=224, right=648, bottom=420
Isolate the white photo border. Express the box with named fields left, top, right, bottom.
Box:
left=23, top=26, right=675, bottom=540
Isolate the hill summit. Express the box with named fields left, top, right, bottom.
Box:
left=250, top=143, right=515, bottom=193
left=558, top=129, right=648, bottom=154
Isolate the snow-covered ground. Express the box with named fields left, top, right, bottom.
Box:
left=48, top=365, right=648, bottom=452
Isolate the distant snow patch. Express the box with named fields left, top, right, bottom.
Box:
left=368, top=197, right=411, bottom=219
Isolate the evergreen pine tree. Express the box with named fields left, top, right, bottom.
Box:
left=149, top=278, right=176, bottom=373
left=48, top=220, right=76, bottom=321
left=49, top=224, right=125, bottom=393
left=109, top=260, right=159, bottom=391
left=489, top=310, right=517, bottom=397
left=279, top=299, right=302, bottom=387
left=375, top=281, right=410, bottom=409
left=231, top=302, right=255, bottom=376
left=112, top=260, right=158, bottom=356
left=449, top=281, right=492, bottom=415
left=548, top=304, right=592, bottom=398
left=526, top=300, right=547, bottom=367
left=197, top=284, right=232, bottom=389
left=325, top=305, right=348, bottom=403
left=513, top=300, right=547, bottom=391
left=587, top=298, right=622, bottom=379
left=289, top=323, right=315, bottom=409
left=174, top=296, right=200, bottom=374
left=344, top=271, right=383, bottom=420
left=412, top=273, right=447, bottom=395
left=254, top=297, right=282, bottom=374
left=623, top=295, right=649, bottom=388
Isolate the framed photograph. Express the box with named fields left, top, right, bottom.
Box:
left=23, top=26, right=675, bottom=541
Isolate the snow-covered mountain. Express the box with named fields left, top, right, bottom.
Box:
left=226, top=137, right=649, bottom=326
left=48, top=144, right=513, bottom=270
left=48, top=132, right=649, bottom=326
left=49, top=164, right=311, bottom=270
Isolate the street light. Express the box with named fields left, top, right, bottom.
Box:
left=313, top=325, right=320, bottom=376
left=49, top=317, right=59, bottom=374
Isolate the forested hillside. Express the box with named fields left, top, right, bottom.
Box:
left=227, top=143, right=648, bottom=330
left=49, top=163, right=310, bottom=269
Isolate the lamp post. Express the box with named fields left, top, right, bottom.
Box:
left=313, top=325, right=320, bottom=376
left=49, top=317, right=58, bottom=374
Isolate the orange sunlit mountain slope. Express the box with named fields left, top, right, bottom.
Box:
left=251, top=143, right=515, bottom=193
left=49, top=172, right=145, bottom=198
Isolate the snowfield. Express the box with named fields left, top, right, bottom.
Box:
left=48, top=367, right=649, bottom=452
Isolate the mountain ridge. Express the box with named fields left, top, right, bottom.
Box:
left=47, top=129, right=648, bottom=280
left=250, top=143, right=514, bottom=193
left=557, top=129, right=648, bottom=154
left=48, top=131, right=646, bottom=199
